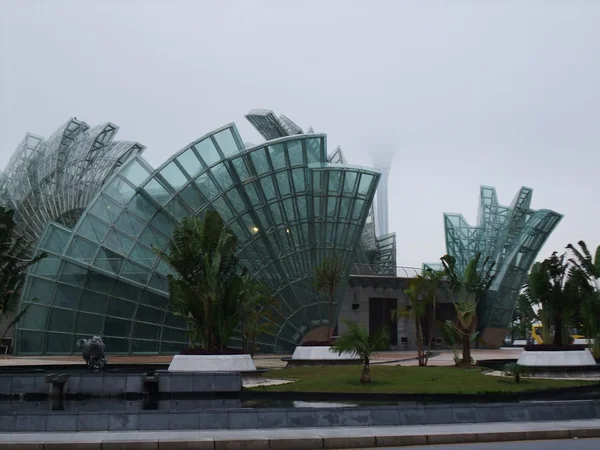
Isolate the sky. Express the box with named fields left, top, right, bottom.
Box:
left=1, top=0, right=598, bottom=269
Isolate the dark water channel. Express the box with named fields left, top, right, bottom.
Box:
left=0, top=396, right=410, bottom=413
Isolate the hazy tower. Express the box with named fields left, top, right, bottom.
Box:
left=370, top=151, right=394, bottom=236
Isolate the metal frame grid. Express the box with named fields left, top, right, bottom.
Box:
left=0, top=118, right=144, bottom=247
left=443, top=186, right=562, bottom=330
left=12, top=119, right=382, bottom=355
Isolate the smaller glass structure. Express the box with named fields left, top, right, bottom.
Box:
left=426, top=186, right=562, bottom=333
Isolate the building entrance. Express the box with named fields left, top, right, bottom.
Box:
left=369, top=298, right=398, bottom=346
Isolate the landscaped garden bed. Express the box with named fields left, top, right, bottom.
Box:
left=251, top=365, right=596, bottom=394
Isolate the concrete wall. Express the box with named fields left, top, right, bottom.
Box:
left=338, top=283, right=456, bottom=351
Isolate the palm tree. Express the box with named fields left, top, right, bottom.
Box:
left=566, top=241, right=599, bottom=357
left=154, top=211, right=243, bottom=351
left=314, top=254, right=345, bottom=342
left=523, top=261, right=552, bottom=344
left=0, top=207, right=47, bottom=344
left=392, top=268, right=443, bottom=366
left=238, top=277, right=279, bottom=356
left=330, top=321, right=389, bottom=384
left=440, top=252, right=495, bottom=366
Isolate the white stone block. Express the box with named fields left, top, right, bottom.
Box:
left=168, top=354, right=257, bottom=372
left=291, top=346, right=360, bottom=360
left=517, top=349, right=596, bottom=367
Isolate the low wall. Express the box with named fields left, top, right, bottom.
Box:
left=0, top=399, right=598, bottom=432
left=0, top=371, right=241, bottom=396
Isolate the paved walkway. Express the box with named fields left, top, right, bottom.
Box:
left=1, top=419, right=599, bottom=449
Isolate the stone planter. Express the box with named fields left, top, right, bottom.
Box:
left=517, top=346, right=596, bottom=367
left=284, top=346, right=361, bottom=367
left=168, top=354, right=257, bottom=372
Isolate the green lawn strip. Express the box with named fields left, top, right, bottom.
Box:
left=251, top=366, right=595, bottom=394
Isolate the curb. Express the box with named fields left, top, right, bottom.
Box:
left=1, top=422, right=600, bottom=449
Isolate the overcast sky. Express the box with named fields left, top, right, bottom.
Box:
left=1, top=0, right=598, bottom=268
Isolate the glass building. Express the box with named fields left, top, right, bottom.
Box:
left=1, top=110, right=397, bottom=355
left=427, top=186, right=562, bottom=346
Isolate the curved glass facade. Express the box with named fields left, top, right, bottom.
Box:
left=4, top=112, right=392, bottom=354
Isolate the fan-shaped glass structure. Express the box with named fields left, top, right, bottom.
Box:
left=3, top=112, right=395, bottom=354
left=439, top=186, right=562, bottom=337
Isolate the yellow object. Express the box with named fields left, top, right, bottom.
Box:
left=531, top=324, right=585, bottom=344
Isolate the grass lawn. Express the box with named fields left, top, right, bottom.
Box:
left=251, top=365, right=596, bottom=394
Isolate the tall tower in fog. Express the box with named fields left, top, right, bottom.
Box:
left=370, top=151, right=394, bottom=236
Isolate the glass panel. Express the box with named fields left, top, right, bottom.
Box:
left=358, top=173, right=373, bottom=195
left=119, top=158, right=150, bottom=187
left=31, top=256, right=61, bottom=279
left=244, top=181, right=260, bottom=206
left=159, top=162, right=188, bottom=191
left=195, top=138, right=220, bottom=167
left=144, top=178, right=170, bottom=204
left=127, top=193, right=158, bottom=221
left=269, top=202, right=283, bottom=224
left=287, top=141, right=303, bottom=166
left=133, top=322, right=160, bottom=339
left=339, top=197, right=352, bottom=219
left=250, top=148, right=270, bottom=174
left=343, top=171, right=357, bottom=193
left=179, top=183, right=207, bottom=212
left=292, top=168, right=305, bottom=192
left=66, top=236, right=98, bottom=264
left=225, top=188, right=245, bottom=214
left=57, top=263, right=85, bottom=293
left=296, top=195, right=308, bottom=220
left=214, top=128, right=239, bottom=157
left=17, top=330, right=44, bottom=353
left=328, top=171, right=342, bottom=193
left=327, top=197, right=338, bottom=218
left=115, top=210, right=146, bottom=237
left=283, top=198, right=296, bottom=222
left=352, top=199, right=365, bottom=220
left=121, top=260, right=150, bottom=285
left=276, top=171, right=291, bottom=196
left=135, top=305, right=163, bottom=324
left=107, top=298, right=136, bottom=318
left=195, top=173, right=219, bottom=201
left=19, top=304, right=48, bottom=330
left=139, top=226, right=167, bottom=250
left=79, top=290, right=108, bottom=314
left=89, top=194, right=121, bottom=224
left=162, top=327, right=186, bottom=342
left=268, top=143, right=286, bottom=170
left=210, top=163, right=233, bottom=190
left=129, top=243, right=156, bottom=268
left=86, top=272, right=115, bottom=294
left=75, top=313, right=104, bottom=334
left=140, top=290, right=168, bottom=309
left=103, top=337, right=129, bottom=352
left=54, top=283, right=82, bottom=308
left=231, top=156, right=251, bottom=181
left=104, top=176, right=135, bottom=205
left=48, top=308, right=74, bottom=332
left=131, top=339, right=158, bottom=353
left=104, top=317, right=132, bottom=337
left=305, top=138, right=322, bottom=163
left=103, top=229, right=135, bottom=256
left=260, top=176, right=277, bottom=201
left=40, top=224, right=71, bottom=254
left=94, top=247, right=124, bottom=274
left=148, top=272, right=169, bottom=291
left=112, top=279, right=141, bottom=301
left=164, top=196, right=190, bottom=220
left=177, top=147, right=203, bottom=178
left=211, top=196, right=234, bottom=222
left=150, top=211, right=176, bottom=238
left=46, top=333, right=72, bottom=353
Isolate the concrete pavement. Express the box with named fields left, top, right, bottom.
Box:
left=1, top=418, right=599, bottom=449
left=366, top=437, right=600, bottom=449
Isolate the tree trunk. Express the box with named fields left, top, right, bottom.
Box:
left=327, top=287, right=334, bottom=342
left=553, top=316, right=564, bottom=347
left=416, top=322, right=424, bottom=366
left=360, top=359, right=371, bottom=383
left=425, top=299, right=436, bottom=366
left=462, top=332, right=471, bottom=366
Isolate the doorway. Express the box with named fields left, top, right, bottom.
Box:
left=369, top=298, right=398, bottom=346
